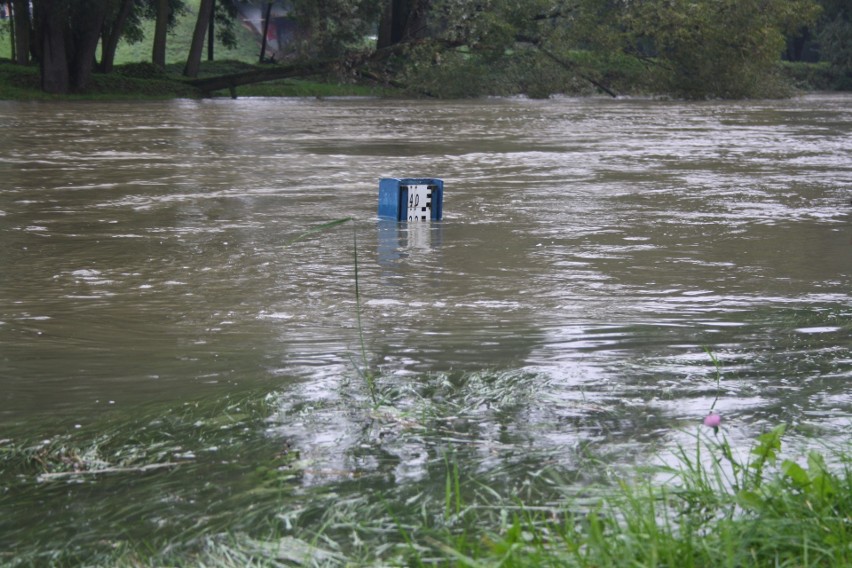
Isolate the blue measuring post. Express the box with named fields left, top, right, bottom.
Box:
left=378, top=178, right=443, bottom=221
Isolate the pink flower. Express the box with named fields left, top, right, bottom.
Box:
left=703, top=413, right=722, bottom=428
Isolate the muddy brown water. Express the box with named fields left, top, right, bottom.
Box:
left=0, top=94, right=850, bottom=556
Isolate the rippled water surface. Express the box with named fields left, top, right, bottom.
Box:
left=0, top=96, right=851, bottom=551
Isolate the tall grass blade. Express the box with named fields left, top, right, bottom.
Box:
left=283, top=217, right=353, bottom=245
left=704, top=346, right=723, bottom=412
left=282, top=217, right=377, bottom=404
left=351, top=224, right=377, bottom=405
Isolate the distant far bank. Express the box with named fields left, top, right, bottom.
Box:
left=0, top=59, right=845, bottom=102
left=0, top=60, right=398, bottom=102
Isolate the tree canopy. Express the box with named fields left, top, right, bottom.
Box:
left=3, top=0, right=846, bottom=97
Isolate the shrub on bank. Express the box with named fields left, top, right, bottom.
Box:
left=780, top=61, right=849, bottom=91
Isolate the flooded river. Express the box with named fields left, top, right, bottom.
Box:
left=0, top=94, right=850, bottom=558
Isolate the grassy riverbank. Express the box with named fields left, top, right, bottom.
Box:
left=1, top=378, right=849, bottom=567
left=0, top=59, right=395, bottom=101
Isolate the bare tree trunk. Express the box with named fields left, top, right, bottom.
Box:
left=11, top=0, right=30, bottom=64
left=207, top=0, right=214, bottom=61
left=35, top=0, right=69, bottom=94
left=183, top=0, right=214, bottom=78
left=99, top=0, right=135, bottom=73
left=258, top=1, right=272, bottom=63
left=152, top=0, right=170, bottom=68
left=68, top=0, right=106, bottom=91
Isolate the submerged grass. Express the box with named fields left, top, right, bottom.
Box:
left=236, top=431, right=850, bottom=567
left=2, top=373, right=848, bottom=566
left=285, top=427, right=850, bottom=568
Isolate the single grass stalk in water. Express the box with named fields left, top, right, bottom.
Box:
left=703, top=346, right=723, bottom=413
left=284, top=217, right=377, bottom=405
left=703, top=346, right=724, bottom=433
left=445, top=452, right=463, bottom=520
left=351, top=224, right=378, bottom=405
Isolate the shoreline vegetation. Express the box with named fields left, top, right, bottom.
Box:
left=0, top=59, right=398, bottom=101
left=1, top=385, right=849, bottom=566
left=0, top=57, right=845, bottom=101
left=1, top=0, right=847, bottom=101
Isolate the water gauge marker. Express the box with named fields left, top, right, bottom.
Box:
left=378, top=178, right=443, bottom=221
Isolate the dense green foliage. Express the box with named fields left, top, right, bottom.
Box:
left=396, top=0, right=829, bottom=98
left=1, top=0, right=850, bottom=98
left=621, top=0, right=821, bottom=98
left=816, top=2, right=852, bottom=89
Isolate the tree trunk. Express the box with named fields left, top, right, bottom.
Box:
left=377, top=0, right=429, bottom=49
left=5, top=2, right=14, bottom=62
left=67, top=0, right=106, bottom=91
left=32, top=0, right=109, bottom=93
left=11, top=0, right=30, bottom=64
left=152, top=0, right=170, bottom=68
left=259, top=1, right=271, bottom=62
left=207, top=0, right=214, bottom=61
left=35, top=0, right=69, bottom=94
left=183, top=0, right=214, bottom=78
left=99, top=0, right=135, bottom=73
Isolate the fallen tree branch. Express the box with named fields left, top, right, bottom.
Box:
left=184, top=40, right=462, bottom=97
left=355, top=68, right=437, bottom=98
left=184, top=33, right=617, bottom=99
left=516, top=34, right=618, bottom=98
left=185, top=59, right=341, bottom=95
left=538, top=46, right=618, bottom=98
